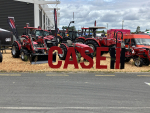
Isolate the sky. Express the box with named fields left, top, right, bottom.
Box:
left=51, top=0, right=150, bottom=32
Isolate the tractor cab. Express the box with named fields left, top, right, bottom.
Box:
left=80, top=27, right=106, bottom=38
left=23, top=24, right=43, bottom=41
left=68, top=30, right=79, bottom=42
left=88, top=26, right=106, bottom=38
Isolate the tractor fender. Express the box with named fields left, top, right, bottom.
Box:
left=58, top=35, right=63, bottom=39
left=14, top=41, right=21, bottom=50
left=76, top=37, right=85, bottom=40
left=21, top=35, right=29, bottom=39
left=60, top=43, right=69, bottom=50
left=43, top=37, right=50, bottom=40
left=85, top=38, right=101, bottom=47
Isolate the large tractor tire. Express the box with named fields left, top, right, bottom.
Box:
left=76, top=38, right=85, bottom=44
left=11, top=42, right=20, bottom=58
left=20, top=49, right=29, bottom=61
left=85, top=40, right=102, bottom=56
left=0, top=52, right=3, bottom=62
left=58, top=44, right=67, bottom=60
left=134, top=58, right=143, bottom=67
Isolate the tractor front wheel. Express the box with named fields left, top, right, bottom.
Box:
left=58, top=44, right=67, bottom=60
left=20, top=49, right=29, bottom=61
left=11, top=42, right=20, bottom=58
left=134, top=58, right=143, bottom=67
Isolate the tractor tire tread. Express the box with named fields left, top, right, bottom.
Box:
left=58, top=44, right=67, bottom=60
left=11, top=42, right=20, bottom=58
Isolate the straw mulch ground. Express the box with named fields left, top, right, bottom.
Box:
left=0, top=50, right=150, bottom=72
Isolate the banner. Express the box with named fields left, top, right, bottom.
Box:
left=54, top=8, right=57, bottom=37
left=8, top=17, right=18, bottom=39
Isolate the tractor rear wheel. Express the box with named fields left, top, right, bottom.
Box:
left=58, top=44, right=67, bottom=60
left=134, top=58, right=143, bottom=67
left=0, top=52, right=2, bottom=62
left=76, top=39, right=85, bottom=44
left=85, top=40, right=102, bottom=56
left=20, top=49, right=29, bottom=61
left=11, top=42, right=20, bottom=58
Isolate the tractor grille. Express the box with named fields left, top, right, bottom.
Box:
left=45, top=39, right=54, bottom=48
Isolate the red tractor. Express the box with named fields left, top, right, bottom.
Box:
left=8, top=17, right=56, bottom=64
left=76, top=27, right=116, bottom=56
left=44, top=29, right=64, bottom=44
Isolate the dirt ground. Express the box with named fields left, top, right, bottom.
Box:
left=0, top=50, right=150, bottom=72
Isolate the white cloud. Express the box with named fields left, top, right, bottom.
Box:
left=56, top=0, right=150, bottom=32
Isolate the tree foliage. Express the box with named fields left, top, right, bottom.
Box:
left=62, top=26, right=76, bottom=31
left=135, top=26, right=140, bottom=34
left=145, top=29, right=149, bottom=31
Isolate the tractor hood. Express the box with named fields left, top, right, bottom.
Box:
left=75, top=43, right=90, bottom=48
left=44, top=35, right=54, bottom=40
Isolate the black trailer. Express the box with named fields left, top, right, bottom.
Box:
left=0, top=28, right=14, bottom=53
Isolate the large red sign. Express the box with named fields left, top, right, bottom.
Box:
left=48, top=46, right=125, bottom=69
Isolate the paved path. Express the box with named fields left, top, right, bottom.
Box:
left=0, top=72, right=150, bottom=113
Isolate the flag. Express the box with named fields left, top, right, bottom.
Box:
left=54, top=8, right=57, bottom=37
left=8, top=17, right=18, bottom=39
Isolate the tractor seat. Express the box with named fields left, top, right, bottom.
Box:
left=67, top=40, right=73, bottom=47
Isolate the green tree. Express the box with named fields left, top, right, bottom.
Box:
left=62, top=26, right=76, bottom=31
left=135, top=26, right=140, bottom=34
left=145, top=29, right=149, bottom=31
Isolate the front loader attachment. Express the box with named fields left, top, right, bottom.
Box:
left=29, top=53, right=56, bottom=64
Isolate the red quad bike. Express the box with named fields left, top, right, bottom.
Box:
left=8, top=17, right=56, bottom=64
left=130, top=47, right=150, bottom=67
left=123, top=42, right=150, bottom=67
